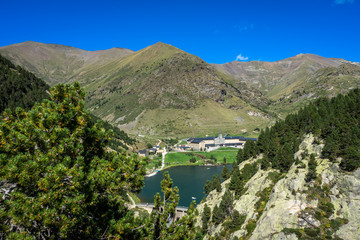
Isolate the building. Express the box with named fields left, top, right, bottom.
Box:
left=138, top=150, right=148, bottom=157
left=186, top=133, right=256, bottom=151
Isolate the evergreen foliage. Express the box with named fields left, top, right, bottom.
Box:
left=144, top=171, right=197, bottom=240
left=219, top=190, right=233, bottom=216
left=229, top=210, right=246, bottom=232
left=305, top=154, right=317, bottom=182
left=221, top=165, right=230, bottom=181
left=0, top=83, right=146, bottom=239
left=0, top=84, right=197, bottom=239
left=0, top=54, right=49, bottom=112
left=212, top=205, right=225, bottom=225
left=229, top=163, right=258, bottom=196
left=89, top=114, right=135, bottom=150
left=202, top=204, right=211, bottom=233
left=239, top=88, right=360, bottom=172
left=204, top=174, right=222, bottom=194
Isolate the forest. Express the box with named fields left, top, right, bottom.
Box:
left=237, top=88, right=360, bottom=172
left=0, top=54, right=49, bottom=112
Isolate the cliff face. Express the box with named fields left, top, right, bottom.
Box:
left=197, top=135, right=360, bottom=240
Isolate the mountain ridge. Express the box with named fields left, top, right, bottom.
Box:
left=1, top=41, right=359, bottom=137
left=0, top=41, right=134, bottom=86
left=212, top=53, right=352, bottom=99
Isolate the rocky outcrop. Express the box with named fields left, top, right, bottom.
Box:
left=197, top=134, right=360, bottom=239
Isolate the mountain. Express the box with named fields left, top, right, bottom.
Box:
left=0, top=54, right=49, bottom=112
left=197, top=89, right=360, bottom=239
left=214, top=54, right=360, bottom=118
left=213, top=54, right=351, bottom=99
left=4, top=41, right=359, bottom=138
left=1, top=42, right=271, bottom=138
left=267, top=63, right=360, bottom=117
left=0, top=54, right=135, bottom=150
left=0, top=41, right=134, bottom=86
left=71, top=42, right=269, bottom=137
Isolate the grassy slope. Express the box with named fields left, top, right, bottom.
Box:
left=0, top=41, right=134, bottom=86
left=0, top=41, right=271, bottom=139
left=165, top=149, right=238, bottom=166
left=68, top=42, right=270, bottom=138
left=132, top=99, right=269, bottom=138
left=266, top=63, right=360, bottom=118
left=213, top=54, right=346, bottom=101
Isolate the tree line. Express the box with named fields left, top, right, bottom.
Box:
left=237, top=88, right=360, bottom=172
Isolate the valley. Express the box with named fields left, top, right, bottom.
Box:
left=1, top=42, right=360, bottom=240
left=2, top=41, right=360, bottom=140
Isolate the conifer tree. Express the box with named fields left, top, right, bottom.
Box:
left=305, top=154, right=317, bottom=182
left=202, top=204, right=211, bottom=233
left=229, top=165, right=243, bottom=195
left=212, top=174, right=222, bottom=193
left=221, top=165, right=230, bottom=180
left=0, top=83, right=146, bottom=239
left=219, top=190, right=233, bottom=216
left=146, top=171, right=197, bottom=240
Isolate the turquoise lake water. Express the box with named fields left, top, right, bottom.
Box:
left=137, top=164, right=231, bottom=207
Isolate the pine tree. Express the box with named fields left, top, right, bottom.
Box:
left=305, top=154, right=317, bottom=182
left=204, top=179, right=212, bottom=194
left=202, top=204, right=211, bottom=233
left=230, top=210, right=246, bottom=231
left=0, top=83, right=146, bottom=239
left=219, top=190, right=233, bottom=215
left=221, top=165, right=230, bottom=180
left=229, top=165, right=243, bottom=195
left=212, top=174, right=222, bottom=193
left=212, top=205, right=225, bottom=225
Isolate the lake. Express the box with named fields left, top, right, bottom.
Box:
left=137, top=164, right=232, bottom=207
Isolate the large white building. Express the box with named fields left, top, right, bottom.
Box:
left=186, top=133, right=256, bottom=151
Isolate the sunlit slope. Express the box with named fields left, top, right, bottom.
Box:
left=68, top=42, right=269, bottom=136
left=267, top=63, right=360, bottom=118
left=213, top=53, right=349, bottom=99
left=0, top=41, right=134, bottom=86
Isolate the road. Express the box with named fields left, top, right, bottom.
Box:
left=146, top=146, right=167, bottom=177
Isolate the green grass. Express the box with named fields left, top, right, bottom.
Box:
left=133, top=100, right=270, bottom=140
left=165, top=149, right=238, bottom=166
left=146, top=156, right=162, bottom=170
left=165, top=152, right=204, bottom=165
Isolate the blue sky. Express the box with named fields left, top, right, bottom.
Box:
left=1, top=0, right=359, bottom=63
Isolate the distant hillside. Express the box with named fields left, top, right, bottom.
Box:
left=0, top=54, right=135, bottom=150
left=5, top=42, right=359, bottom=138
left=267, top=63, right=360, bottom=117
left=214, top=54, right=360, bottom=118
left=0, top=41, right=271, bottom=138
left=0, top=54, right=49, bottom=112
left=213, top=54, right=350, bottom=99
left=0, top=41, right=134, bottom=86
left=74, top=42, right=270, bottom=137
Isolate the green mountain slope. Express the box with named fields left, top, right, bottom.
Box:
left=213, top=54, right=350, bottom=99
left=0, top=41, right=134, bottom=86
left=69, top=42, right=270, bottom=137
left=1, top=41, right=271, bottom=138
left=267, top=63, right=360, bottom=118
left=0, top=54, right=49, bottom=112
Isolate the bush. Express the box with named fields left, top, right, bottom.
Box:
left=245, top=219, right=257, bottom=235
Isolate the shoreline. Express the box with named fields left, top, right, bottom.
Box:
left=145, top=162, right=229, bottom=177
